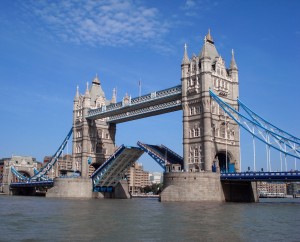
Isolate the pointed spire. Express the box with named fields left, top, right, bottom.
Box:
left=206, top=29, right=214, bottom=44
left=230, top=49, right=238, bottom=70
left=200, top=38, right=210, bottom=59
left=111, top=88, right=117, bottom=103
left=84, top=82, right=90, bottom=97
left=182, top=43, right=190, bottom=65
left=75, top=85, right=79, bottom=100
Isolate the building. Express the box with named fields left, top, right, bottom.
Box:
left=181, top=30, right=240, bottom=172
left=257, top=181, right=287, bottom=197
left=126, top=162, right=151, bottom=194
left=0, top=156, right=40, bottom=194
left=287, top=182, right=300, bottom=196
left=149, top=172, right=163, bottom=184
left=43, top=154, right=73, bottom=178
left=72, top=76, right=117, bottom=178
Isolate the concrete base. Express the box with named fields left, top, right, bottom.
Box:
left=160, top=172, right=225, bottom=202
left=114, top=180, right=130, bottom=199
left=46, top=178, right=93, bottom=198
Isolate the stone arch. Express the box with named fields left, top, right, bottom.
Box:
left=214, top=151, right=233, bottom=173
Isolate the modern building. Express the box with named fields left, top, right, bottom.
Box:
left=126, top=162, right=151, bottom=194
left=149, top=172, right=163, bottom=184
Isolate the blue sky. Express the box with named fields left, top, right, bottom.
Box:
left=0, top=0, right=299, bottom=172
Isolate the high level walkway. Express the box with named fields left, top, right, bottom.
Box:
left=86, top=85, right=182, bottom=123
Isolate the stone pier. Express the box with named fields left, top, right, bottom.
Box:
left=160, top=172, right=224, bottom=202
left=160, top=172, right=258, bottom=202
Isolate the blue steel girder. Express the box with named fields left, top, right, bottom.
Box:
left=30, top=128, right=73, bottom=181
left=92, top=145, right=144, bottom=189
left=137, top=142, right=167, bottom=171
left=86, top=85, right=182, bottom=123
left=209, top=90, right=300, bottom=159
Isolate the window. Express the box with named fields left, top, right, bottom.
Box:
left=220, top=123, right=226, bottom=138
left=194, top=128, right=200, bottom=137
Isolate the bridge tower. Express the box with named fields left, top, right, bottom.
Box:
left=181, top=30, right=240, bottom=173
left=72, top=75, right=117, bottom=178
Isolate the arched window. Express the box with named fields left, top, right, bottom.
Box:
left=194, top=148, right=199, bottom=163
left=194, top=128, right=200, bottom=137
left=220, top=123, right=226, bottom=138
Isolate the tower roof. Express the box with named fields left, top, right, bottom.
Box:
left=199, top=30, right=219, bottom=61
left=89, top=74, right=106, bottom=105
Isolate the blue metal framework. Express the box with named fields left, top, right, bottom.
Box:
left=137, top=142, right=167, bottom=171
left=91, top=145, right=144, bottom=191
left=137, top=142, right=183, bottom=171
left=221, top=171, right=300, bottom=181
left=209, top=90, right=300, bottom=160
left=10, top=166, right=30, bottom=181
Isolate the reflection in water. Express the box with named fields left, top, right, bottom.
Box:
left=0, top=196, right=299, bottom=241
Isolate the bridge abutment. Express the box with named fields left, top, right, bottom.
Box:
left=161, top=172, right=258, bottom=202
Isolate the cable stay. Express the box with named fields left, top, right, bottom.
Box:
left=238, top=99, right=300, bottom=145
left=29, top=128, right=73, bottom=181
left=209, top=90, right=300, bottom=160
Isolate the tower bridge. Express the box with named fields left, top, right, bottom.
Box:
left=7, top=30, right=300, bottom=202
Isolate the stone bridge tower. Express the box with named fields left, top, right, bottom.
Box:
left=72, top=75, right=117, bottom=178
left=181, top=30, right=240, bottom=173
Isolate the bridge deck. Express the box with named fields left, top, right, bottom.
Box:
left=10, top=180, right=54, bottom=188
left=91, top=145, right=144, bottom=190
left=221, top=171, right=300, bottom=181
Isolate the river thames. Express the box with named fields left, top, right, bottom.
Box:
left=0, top=196, right=299, bottom=242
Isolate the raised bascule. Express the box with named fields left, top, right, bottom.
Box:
left=6, top=30, right=300, bottom=202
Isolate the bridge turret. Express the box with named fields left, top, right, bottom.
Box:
left=181, top=43, right=190, bottom=79
left=229, top=49, right=239, bottom=100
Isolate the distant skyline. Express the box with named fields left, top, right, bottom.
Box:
left=0, top=0, right=299, bottom=172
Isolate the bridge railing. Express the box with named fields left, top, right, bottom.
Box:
left=221, top=171, right=300, bottom=181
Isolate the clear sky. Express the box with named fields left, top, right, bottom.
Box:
left=0, top=0, right=299, bottom=172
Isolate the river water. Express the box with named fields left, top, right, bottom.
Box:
left=0, top=196, right=299, bottom=242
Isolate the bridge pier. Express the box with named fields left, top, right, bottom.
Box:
left=161, top=172, right=258, bottom=202
left=160, top=172, right=224, bottom=202
left=46, top=178, right=93, bottom=198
